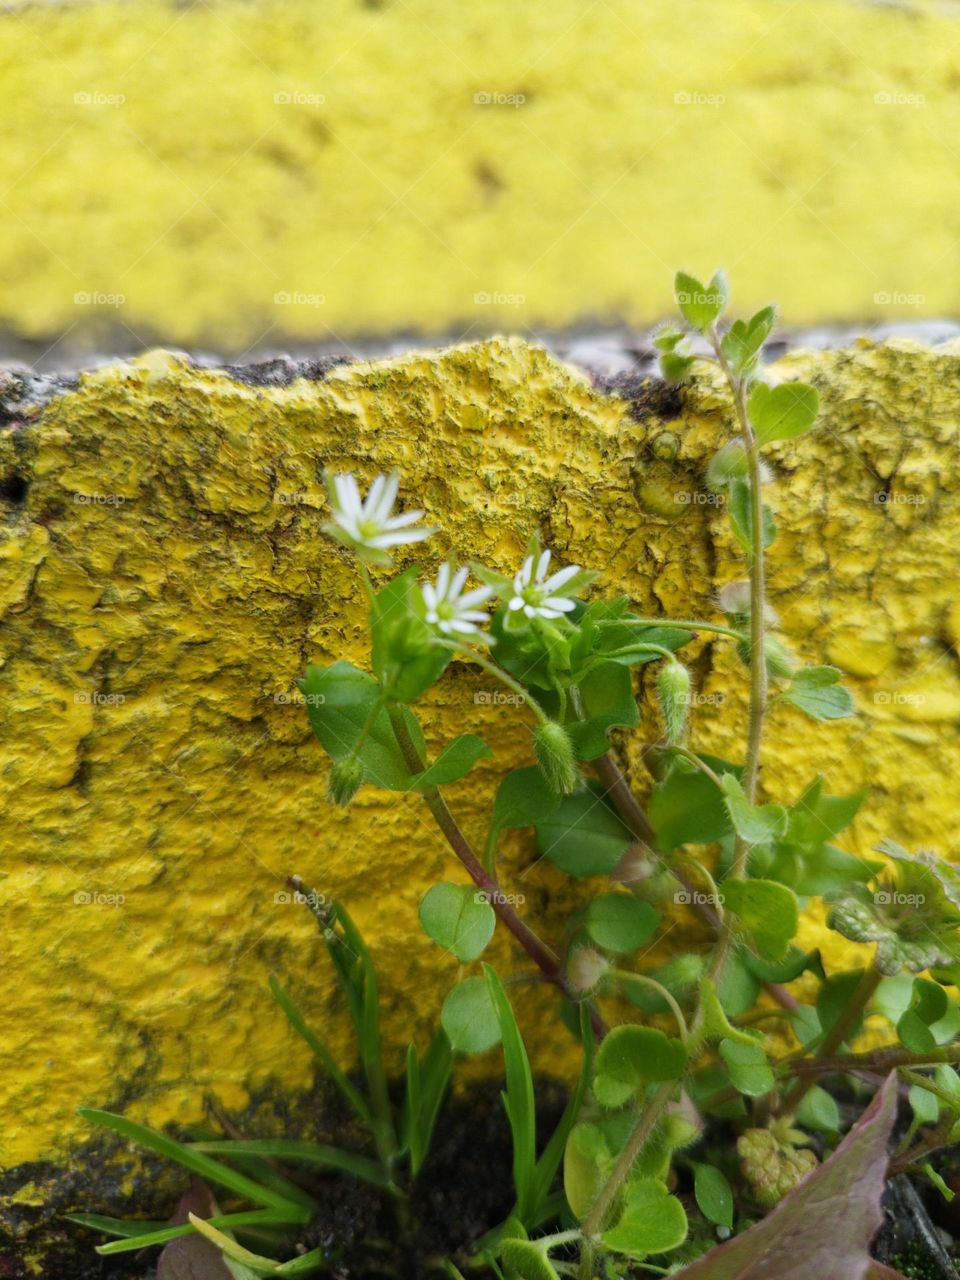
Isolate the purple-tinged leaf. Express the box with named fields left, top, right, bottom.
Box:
left=673, top=1074, right=906, bottom=1280
left=158, top=1180, right=234, bottom=1280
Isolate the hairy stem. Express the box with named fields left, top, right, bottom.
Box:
left=580, top=1081, right=676, bottom=1247
left=782, top=959, right=883, bottom=1112
left=387, top=704, right=604, bottom=1040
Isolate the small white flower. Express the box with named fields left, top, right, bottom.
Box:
left=323, top=471, right=435, bottom=563
left=420, top=563, right=492, bottom=639
left=508, top=549, right=581, bottom=620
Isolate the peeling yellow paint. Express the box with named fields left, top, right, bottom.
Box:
left=0, top=337, right=958, bottom=1179
left=1, top=0, right=960, bottom=343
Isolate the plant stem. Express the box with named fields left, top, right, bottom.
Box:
left=610, top=970, right=689, bottom=1040
left=593, top=752, right=657, bottom=845
left=436, top=639, right=549, bottom=725
left=617, top=617, right=745, bottom=641
left=580, top=1081, right=676, bottom=1248
left=782, top=959, right=883, bottom=1113
left=387, top=704, right=604, bottom=1040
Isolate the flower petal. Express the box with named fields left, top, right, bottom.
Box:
left=541, top=563, right=581, bottom=594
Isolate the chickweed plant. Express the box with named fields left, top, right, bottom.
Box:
left=80, top=274, right=960, bottom=1278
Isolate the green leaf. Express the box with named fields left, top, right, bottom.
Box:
left=721, top=305, right=776, bottom=375
left=675, top=269, right=728, bottom=331
left=602, top=1178, right=688, bottom=1258
left=728, top=478, right=776, bottom=555
left=535, top=783, right=634, bottom=877
left=747, top=381, right=819, bottom=445
left=563, top=662, right=639, bottom=760
left=269, top=976, right=373, bottom=1127
left=795, top=1086, right=840, bottom=1135
left=718, top=1037, right=774, bottom=1097
left=533, top=1006, right=594, bottom=1217
left=300, top=661, right=424, bottom=790
left=90, top=1209, right=303, bottom=1257
left=418, top=883, right=496, bottom=962
left=649, top=756, right=740, bottom=852
left=817, top=970, right=866, bottom=1043
left=490, top=767, right=561, bottom=834
left=780, top=666, right=854, bottom=721
left=720, top=774, right=789, bottom=846
left=369, top=568, right=450, bottom=702
left=693, top=1163, right=734, bottom=1229
left=909, top=1084, right=940, bottom=1125
left=897, top=1009, right=937, bottom=1053
left=723, top=879, right=799, bottom=962
left=410, top=734, right=491, bottom=788
left=77, top=1110, right=303, bottom=1215
left=585, top=894, right=660, bottom=954
left=661, top=351, right=696, bottom=383
left=912, top=977, right=949, bottom=1026
left=921, top=1162, right=955, bottom=1202
left=441, top=977, right=501, bottom=1054
left=500, top=1239, right=560, bottom=1280
left=564, top=1122, right=608, bottom=1221
left=186, top=1139, right=390, bottom=1188
left=593, top=1026, right=687, bottom=1107
left=484, top=966, right=538, bottom=1223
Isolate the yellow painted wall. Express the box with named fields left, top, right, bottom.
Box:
left=0, top=337, right=958, bottom=1179
left=0, top=0, right=958, bottom=345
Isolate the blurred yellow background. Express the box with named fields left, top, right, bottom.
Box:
left=1, top=0, right=958, bottom=353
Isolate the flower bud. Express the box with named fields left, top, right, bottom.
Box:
left=567, top=946, right=610, bottom=995
left=706, top=438, right=750, bottom=489
left=736, top=634, right=796, bottom=680
left=327, top=755, right=365, bottom=807
left=657, top=661, right=691, bottom=747
left=534, top=720, right=578, bottom=795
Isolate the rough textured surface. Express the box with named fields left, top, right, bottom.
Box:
left=2, top=0, right=960, bottom=350
left=0, top=336, right=958, bottom=1263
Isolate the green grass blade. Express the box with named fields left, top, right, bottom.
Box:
left=66, top=1213, right=168, bottom=1237
left=532, top=1003, right=594, bottom=1213
left=403, top=1043, right=422, bottom=1175
left=77, top=1109, right=303, bottom=1215
left=416, top=1030, right=452, bottom=1172
left=189, top=1215, right=330, bottom=1277
left=190, top=1139, right=391, bottom=1188
left=483, top=966, right=537, bottom=1223
left=269, top=976, right=373, bottom=1128
left=273, top=1249, right=330, bottom=1276
left=92, top=1209, right=303, bottom=1255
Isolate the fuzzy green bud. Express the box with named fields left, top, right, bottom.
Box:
left=327, top=755, right=365, bottom=807
left=567, top=946, right=610, bottom=995
left=736, top=633, right=796, bottom=681
left=534, top=720, right=578, bottom=795
left=657, top=661, right=691, bottom=747
left=706, top=438, right=750, bottom=489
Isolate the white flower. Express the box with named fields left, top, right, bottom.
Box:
left=508, top=549, right=581, bottom=620
left=323, top=471, right=435, bottom=563
left=420, top=563, right=492, bottom=639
